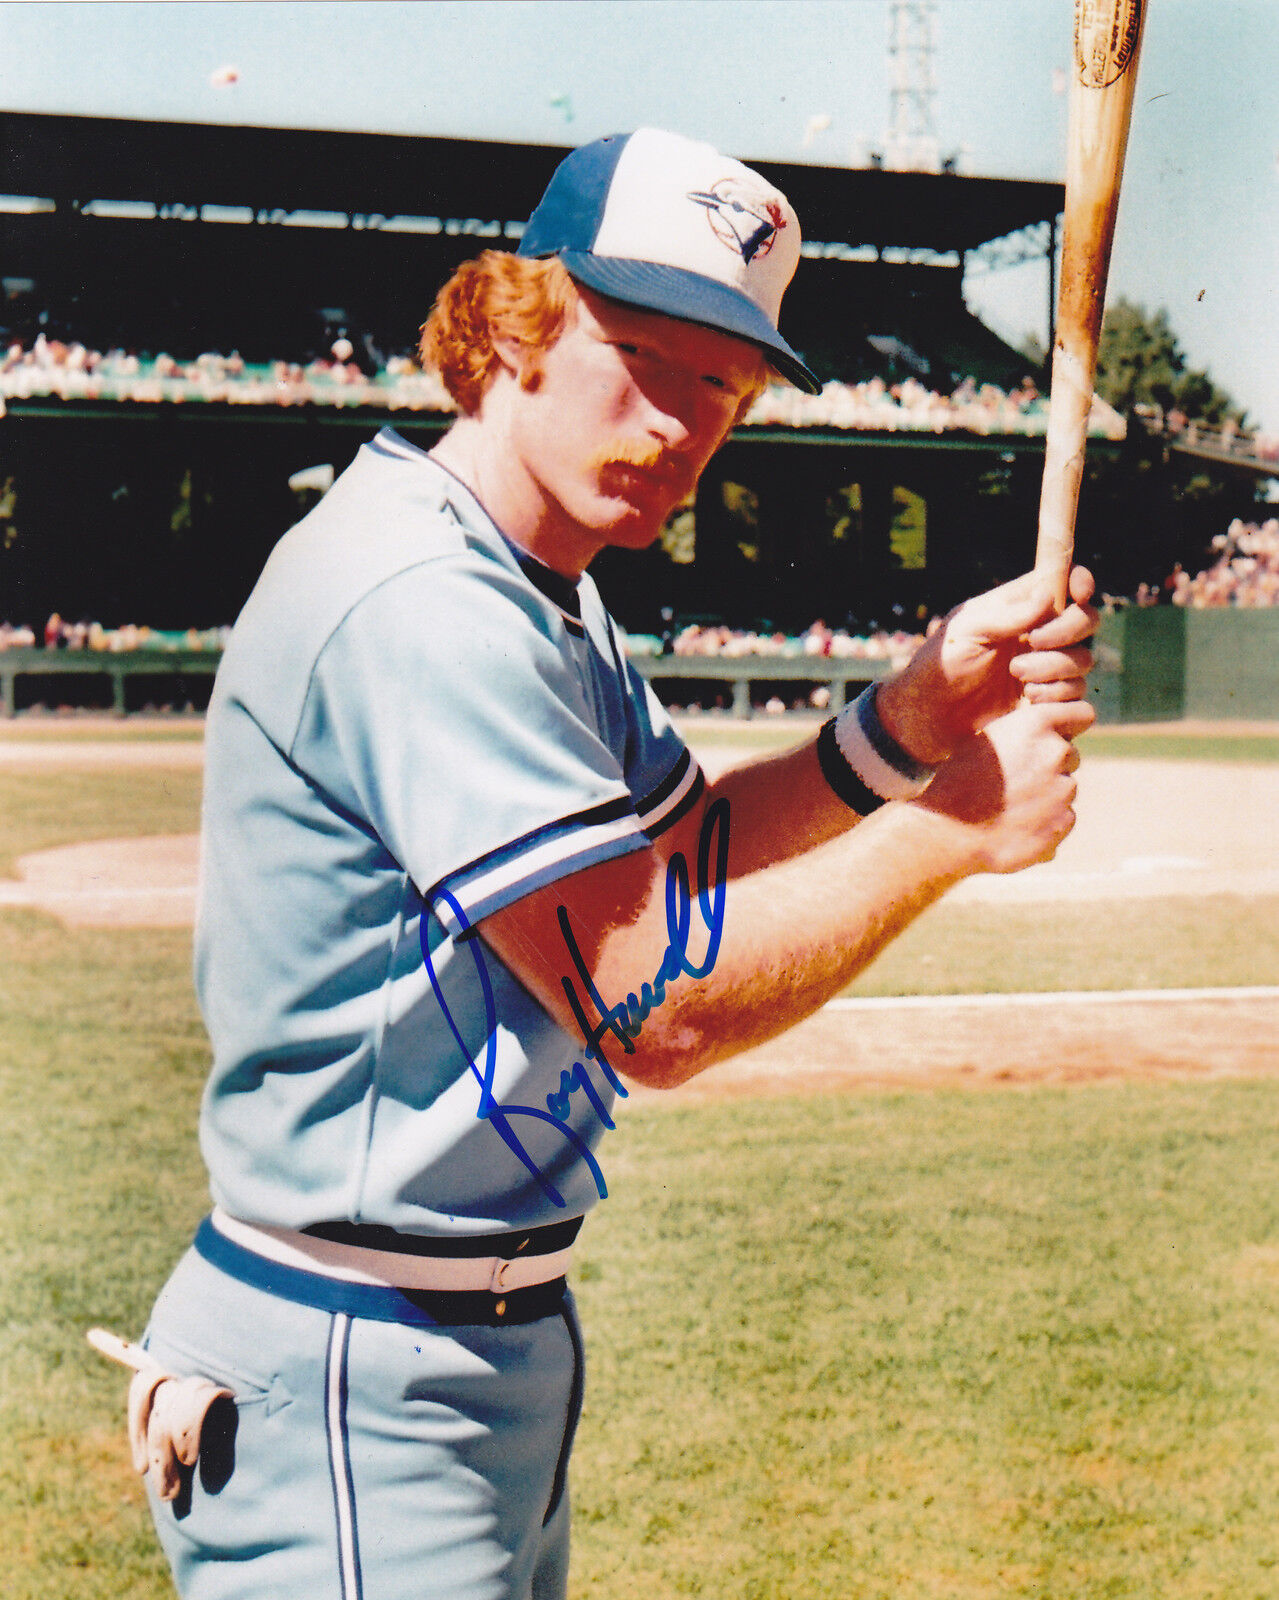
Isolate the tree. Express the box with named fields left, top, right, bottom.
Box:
left=1095, top=299, right=1244, bottom=427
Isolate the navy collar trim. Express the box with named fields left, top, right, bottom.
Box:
left=511, top=548, right=583, bottom=621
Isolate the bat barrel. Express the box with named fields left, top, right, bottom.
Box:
left=1034, top=0, right=1148, bottom=610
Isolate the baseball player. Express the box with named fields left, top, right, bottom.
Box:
left=107, top=129, right=1096, bottom=1599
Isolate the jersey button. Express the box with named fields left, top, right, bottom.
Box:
left=494, top=1299, right=507, bottom=1318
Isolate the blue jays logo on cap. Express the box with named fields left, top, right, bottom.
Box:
left=517, top=128, right=819, bottom=394
left=688, top=180, right=786, bottom=265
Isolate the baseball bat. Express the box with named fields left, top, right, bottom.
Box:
left=1035, top=0, right=1148, bottom=611
left=87, top=1326, right=152, bottom=1371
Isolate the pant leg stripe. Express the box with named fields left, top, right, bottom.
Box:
left=325, top=1313, right=364, bottom=1600
left=545, top=1301, right=585, bottom=1527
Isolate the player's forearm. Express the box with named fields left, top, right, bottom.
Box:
left=573, top=799, right=980, bottom=1088
left=554, top=700, right=1088, bottom=1086
left=482, top=703, right=1087, bottom=1090
left=697, top=733, right=867, bottom=874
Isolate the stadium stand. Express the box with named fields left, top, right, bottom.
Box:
left=1, top=110, right=1273, bottom=715
left=1, top=336, right=1125, bottom=438
left=0, top=112, right=1072, bottom=428
left=1166, top=519, right=1279, bottom=609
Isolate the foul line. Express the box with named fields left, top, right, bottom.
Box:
left=826, top=986, right=1279, bottom=1012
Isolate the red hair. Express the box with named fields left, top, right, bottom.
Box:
left=418, top=252, right=577, bottom=415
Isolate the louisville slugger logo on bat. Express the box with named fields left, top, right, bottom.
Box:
left=1075, top=0, right=1144, bottom=87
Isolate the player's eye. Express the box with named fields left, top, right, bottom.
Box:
left=702, top=373, right=727, bottom=390
left=613, top=342, right=641, bottom=356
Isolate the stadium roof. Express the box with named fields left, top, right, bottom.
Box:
left=0, top=111, right=1062, bottom=255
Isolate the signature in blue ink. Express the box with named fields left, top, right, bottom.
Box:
left=556, top=796, right=729, bottom=1082
left=419, top=798, right=730, bottom=1208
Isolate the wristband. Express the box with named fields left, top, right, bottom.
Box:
left=817, top=683, right=938, bottom=814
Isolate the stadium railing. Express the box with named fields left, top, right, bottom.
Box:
left=0, top=647, right=221, bottom=717
left=0, top=646, right=893, bottom=719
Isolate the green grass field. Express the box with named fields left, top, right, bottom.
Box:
left=3, top=737, right=1278, bottom=1597
left=1079, top=728, right=1279, bottom=764
left=676, top=715, right=1279, bottom=767
left=3, top=713, right=1277, bottom=766
left=0, top=718, right=206, bottom=743
left=0, top=771, right=204, bottom=877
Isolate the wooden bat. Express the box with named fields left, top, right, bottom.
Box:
left=1035, top=0, right=1149, bottom=611
left=87, top=1326, right=153, bottom=1372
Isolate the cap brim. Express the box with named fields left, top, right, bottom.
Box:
left=559, top=252, right=821, bottom=395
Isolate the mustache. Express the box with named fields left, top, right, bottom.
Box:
left=591, top=442, right=693, bottom=499
left=589, top=440, right=667, bottom=472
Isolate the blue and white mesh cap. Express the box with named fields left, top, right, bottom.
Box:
left=518, top=128, right=820, bottom=394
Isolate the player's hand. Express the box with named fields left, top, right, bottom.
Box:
left=1007, top=565, right=1100, bottom=705
left=911, top=696, right=1095, bottom=875
left=876, top=566, right=1098, bottom=765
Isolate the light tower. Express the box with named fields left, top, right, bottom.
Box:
left=884, top=0, right=941, bottom=173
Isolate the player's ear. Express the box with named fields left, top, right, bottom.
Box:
left=491, top=334, right=542, bottom=393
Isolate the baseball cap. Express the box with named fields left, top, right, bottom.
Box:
left=517, top=128, right=820, bottom=394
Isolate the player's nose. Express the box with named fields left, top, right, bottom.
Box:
left=636, top=386, right=695, bottom=453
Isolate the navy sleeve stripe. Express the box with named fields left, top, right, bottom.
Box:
left=640, top=761, right=704, bottom=840
left=638, top=746, right=692, bottom=810
left=428, top=793, right=636, bottom=901
left=426, top=797, right=645, bottom=933
left=445, top=825, right=651, bottom=936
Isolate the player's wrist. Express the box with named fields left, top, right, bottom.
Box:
left=874, top=670, right=959, bottom=767
left=816, top=684, right=939, bottom=814
left=898, top=796, right=993, bottom=879
left=859, top=788, right=990, bottom=890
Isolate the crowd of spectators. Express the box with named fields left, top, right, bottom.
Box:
left=2, top=608, right=921, bottom=717
left=4, top=611, right=920, bottom=664
left=0, top=335, right=453, bottom=414
left=620, top=621, right=928, bottom=715
left=27, top=326, right=1279, bottom=464
left=627, top=618, right=925, bottom=669
left=1134, top=404, right=1279, bottom=467
left=0, top=616, right=231, bottom=652
left=16, top=331, right=1279, bottom=462
left=1, top=333, right=1133, bottom=440
left=1151, top=518, right=1279, bottom=610
left=747, top=372, right=1125, bottom=440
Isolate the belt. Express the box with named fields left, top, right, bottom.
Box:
left=211, top=1207, right=577, bottom=1292
left=197, top=1209, right=582, bottom=1324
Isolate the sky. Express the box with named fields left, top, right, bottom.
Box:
left=1, top=0, right=1276, bottom=432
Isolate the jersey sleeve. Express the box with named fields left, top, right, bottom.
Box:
left=292, top=555, right=651, bottom=936
left=605, top=619, right=705, bottom=842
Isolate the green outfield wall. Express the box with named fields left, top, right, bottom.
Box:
left=1091, top=608, right=1279, bottom=723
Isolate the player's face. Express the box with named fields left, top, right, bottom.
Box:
left=509, top=286, right=765, bottom=562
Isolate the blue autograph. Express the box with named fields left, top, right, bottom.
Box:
left=419, top=798, right=730, bottom=1208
